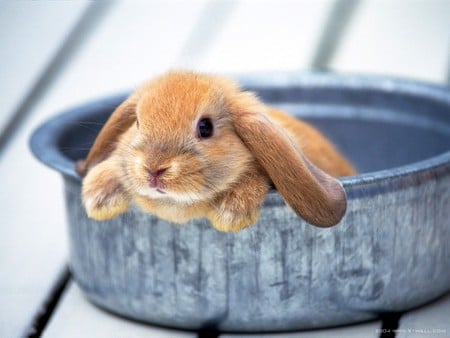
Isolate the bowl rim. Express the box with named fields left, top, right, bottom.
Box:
left=30, top=72, right=450, bottom=197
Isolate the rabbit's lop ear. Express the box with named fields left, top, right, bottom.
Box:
left=233, top=111, right=347, bottom=228
left=76, top=96, right=137, bottom=176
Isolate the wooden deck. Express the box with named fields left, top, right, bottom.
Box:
left=1, top=1, right=449, bottom=337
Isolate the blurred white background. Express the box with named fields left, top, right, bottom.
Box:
left=0, top=1, right=449, bottom=337
left=1, top=0, right=449, bottom=131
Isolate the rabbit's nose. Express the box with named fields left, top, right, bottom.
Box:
left=147, top=167, right=170, bottom=190
left=147, top=167, right=169, bottom=178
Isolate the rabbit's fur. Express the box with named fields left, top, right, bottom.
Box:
left=77, top=71, right=356, bottom=232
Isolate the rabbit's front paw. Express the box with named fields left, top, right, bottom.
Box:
left=82, top=162, right=130, bottom=220
left=209, top=208, right=260, bottom=233
left=209, top=192, right=262, bottom=232
left=209, top=171, right=269, bottom=232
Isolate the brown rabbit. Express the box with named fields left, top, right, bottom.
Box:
left=77, top=71, right=356, bottom=232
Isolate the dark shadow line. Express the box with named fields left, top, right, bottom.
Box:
left=197, top=328, right=221, bottom=338
left=22, top=266, right=72, bottom=338
left=0, top=1, right=112, bottom=157
left=310, top=0, right=361, bottom=70
left=447, top=52, right=450, bottom=84
left=175, top=0, right=238, bottom=67
left=379, top=312, right=402, bottom=338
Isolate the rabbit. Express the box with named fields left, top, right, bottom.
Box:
left=77, top=71, right=356, bottom=232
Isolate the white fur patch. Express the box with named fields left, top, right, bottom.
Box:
left=219, top=210, right=236, bottom=224
left=136, top=186, right=204, bottom=203
left=83, top=194, right=97, bottom=212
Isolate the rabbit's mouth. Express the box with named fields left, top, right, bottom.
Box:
left=148, top=177, right=165, bottom=190
left=137, top=185, right=171, bottom=200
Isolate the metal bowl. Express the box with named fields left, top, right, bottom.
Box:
left=30, top=73, right=450, bottom=332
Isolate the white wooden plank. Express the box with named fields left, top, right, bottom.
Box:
left=0, top=112, right=66, bottom=337
left=220, top=321, right=381, bottom=338
left=396, top=293, right=450, bottom=338
left=0, top=108, right=68, bottom=338
left=0, top=3, right=95, bottom=338
left=0, top=93, right=70, bottom=337
left=330, top=0, right=450, bottom=84
left=0, top=1, right=90, bottom=134
left=195, top=0, right=333, bottom=73
left=42, top=282, right=196, bottom=338
left=41, top=0, right=211, bottom=101
left=32, top=0, right=333, bottom=102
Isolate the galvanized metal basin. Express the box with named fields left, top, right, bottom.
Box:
left=30, top=73, right=450, bottom=332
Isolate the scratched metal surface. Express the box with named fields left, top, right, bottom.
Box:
left=30, top=73, right=450, bottom=332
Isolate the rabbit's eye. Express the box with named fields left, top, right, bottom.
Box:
left=197, top=118, right=214, bottom=139
left=136, top=119, right=140, bottom=129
